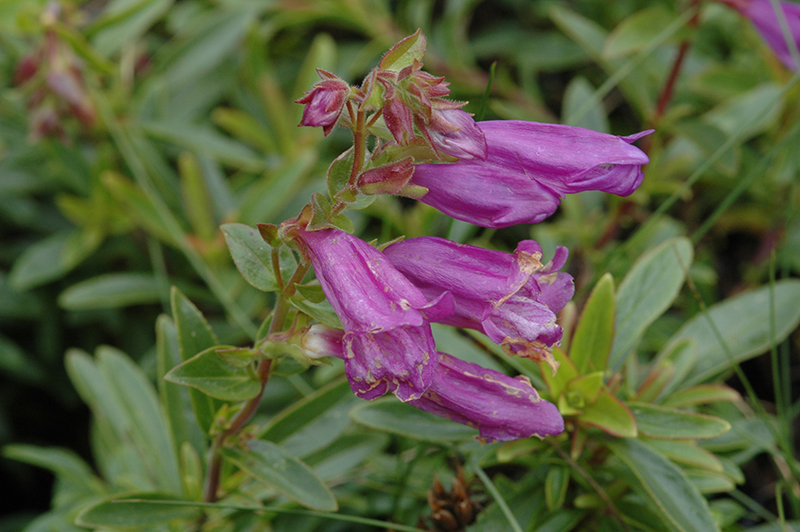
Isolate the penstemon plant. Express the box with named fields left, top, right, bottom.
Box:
left=5, top=13, right=800, bottom=532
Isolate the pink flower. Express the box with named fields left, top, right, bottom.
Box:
left=408, top=353, right=564, bottom=442
left=297, top=228, right=452, bottom=401
left=411, top=121, right=651, bottom=228
left=384, top=237, right=573, bottom=369
left=741, top=0, right=800, bottom=70
left=301, top=327, right=564, bottom=442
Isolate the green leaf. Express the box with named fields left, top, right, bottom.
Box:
left=603, top=6, right=679, bottom=59
left=221, top=440, right=337, bottom=512
left=179, top=151, right=217, bottom=240
left=303, top=433, right=388, bottom=481
left=686, top=469, right=736, bottom=494
left=221, top=223, right=280, bottom=292
left=156, top=315, right=207, bottom=462
left=656, top=280, right=800, bottom=388
left=239, top=151, right=317, bottom=226
left=562, top=77, right=609, bottom=133
left=171, top=287, right=222, bottom=434
left=540, top=347, right=578, bottom=399
left=165, top=346, right=261, bottom=402
left=608, top=438, right=720, bottom=532
left=75, top=492, right=201, bottom=529
left=9, top=229, right=100, bottom=291
left=705, top=83, right=783, bottom=140
left=609, top=237, right=693, bottom=370
left=97, top=347, right=183, bottom=494
left=663, top=384, right=741, bottom=408
left=290, top=283, right=342, bottom=328
left=3, top=444, right=102, bottom=490
left=142, top=122, right=265, bottom=172
left=644, top=440, right=724, bottom=472
left=66, top=348, right=182, bottom=494
left=570, top=273, right=615, bottom=374
left=578, top=390, right=637, bottom=438
left=155, top=7, right=257, bottom=87
left=327, top=147, right=355, bottom=199
left=211, top=107, right=276, bottom=153
left=89, top=0, right=173, bottom=56
left=545, top=466, right=569, bottom=511
left=549, top=5, right=608, bottom=57
left=379, top=29, right=426, bottom=71
left=58, top=273, right=162, bottom=310
left=629, top=403, right=730, bottom=440
left=259, top=379, right=357, bottom=458
left=349, top=397, right=476, bottom=442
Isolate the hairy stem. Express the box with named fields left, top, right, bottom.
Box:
left=350, top=110, right=367, bottom=184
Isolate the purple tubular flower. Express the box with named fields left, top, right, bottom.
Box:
left=410, top=121, right=651, bottom=228
left=742, top=0, right=800, bottom=70
left=298, top=228, right=453, bottom=401
left=408, top=353, right=564, bottom=442
left=384, top=237, right=574, bottom=369
left=298, top=328, right=564, bottom=441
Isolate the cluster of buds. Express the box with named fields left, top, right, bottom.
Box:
left=13, top=3, right=95, bottom=141
left=281, top=30, right=652, bottom=442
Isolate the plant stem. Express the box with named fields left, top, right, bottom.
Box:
left=350, top=110, right=366, bottom=184
left=201, top=261, right=308, bottom=504
left=643, top=0, right=700, bottom=153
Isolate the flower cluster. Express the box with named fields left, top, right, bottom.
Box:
left=284, top=30, right=651, bottom=442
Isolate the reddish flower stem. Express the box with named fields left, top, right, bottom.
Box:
left=201, top=262, right=309, bottom=504
left=644, top=0, right=702, bottom=153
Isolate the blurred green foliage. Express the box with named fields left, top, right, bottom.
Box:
left=2, top=0, right=800, bottom=531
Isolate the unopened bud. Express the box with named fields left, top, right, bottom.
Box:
left=296, top=70, right=350, bottom=136
left=301, top=324, right=345, bottom=359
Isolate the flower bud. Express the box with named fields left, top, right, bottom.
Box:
left=296, top=69, right=350, bottom=135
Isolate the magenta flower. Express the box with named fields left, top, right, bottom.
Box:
left=410, top=121, right=651, bottom=228
left=299, top=326, right=564, bottom=442
left=407, top=353, right=564, bottom=442
left=297, top=228, right=453, bottom=401
left=296, top=69, right=350, bottom=135
left=739, top=0, right=800, bottom=70
left=425, top=108, right=487, bottom=160
left=384, top=237, right=573, bottom=369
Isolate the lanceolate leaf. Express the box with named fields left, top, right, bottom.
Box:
left=656, top=280, right=800, bottom=388
left=578, top=390, right=636, bottom=438
left=569, top=272, right=615, bottom=374
left=221, top=440, right=337, bottom=512
left=156, top=315, right=207, bottom=460
left=259, top=378, right=358, bottom=458
left=609, top=238, right=693, bottom=370
left=76, top=492, right=201, bottom=528
left=629, top=403, right=730, bottom=440
left=608, top=439, right=720, bottom=532
left=349, top=398, right=476, bottom=442
left=171, top=287, right=222, bottom=434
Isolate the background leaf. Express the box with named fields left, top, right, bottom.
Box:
left=221, top=440, right=338, bottom=512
